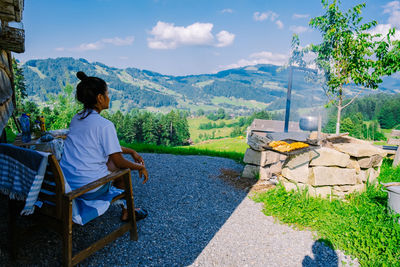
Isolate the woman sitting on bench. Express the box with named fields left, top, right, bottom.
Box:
left=60, top=71, right=149, bottom=221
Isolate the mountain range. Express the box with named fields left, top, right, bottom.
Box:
left=21, top=57, right=400, bottom=115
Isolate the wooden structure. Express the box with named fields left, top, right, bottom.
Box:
left=0, top=0, right=25, bottom=53
left=0, top=49, right=14, bottom=134
left=0, top=0, right=24, bottom=22
left=0, top=0, right=24, bottom=135
left=8, top=154, right=138, bottom=267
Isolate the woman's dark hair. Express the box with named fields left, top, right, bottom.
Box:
left=76, top=71, right=107, bottom=119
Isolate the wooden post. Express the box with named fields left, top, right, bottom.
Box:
left=62, top=197, right=73, bottom=267
left=284, top=66, right=293, bottom=133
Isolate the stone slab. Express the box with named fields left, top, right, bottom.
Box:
left=280, top=177, right=308, bottom=192
left=308, top=186, right=332, bottom=198
left=259, top=166, right=272, bottom=180
left=346, top=158, right=361, bottom=174
left=357, top=154, right=383, bottom=169
left=282, top=163, right=309, bottom=184
left=309, top=166, right=356, bottom=186
left=332, top=140, right=387, bottom=158
left=243, top=148, right=281, bottom=167
left=269, top=161, right=283, bottom=175
left=310, top=147, right=350, bottom=167
left=242, top=164, right=259, bottom=179
left=284, top=150, right=318, bottom=169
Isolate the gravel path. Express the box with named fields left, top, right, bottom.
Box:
left=0, top=153, right=358, bottom=266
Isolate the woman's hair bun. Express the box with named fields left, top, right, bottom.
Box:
left=76, top=71, right=88, bottom=81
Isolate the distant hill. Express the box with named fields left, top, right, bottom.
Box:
left=21, top=57, right=400, bottom=115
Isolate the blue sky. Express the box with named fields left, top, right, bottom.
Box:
left=14, top=0, right=400, bottom=76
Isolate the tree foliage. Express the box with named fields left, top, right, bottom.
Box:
left=309, top=0, right=400, bottom=134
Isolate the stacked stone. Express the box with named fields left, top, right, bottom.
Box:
left=280, top=137, right=386, bottom=198
left=242, top=148, right=287, bottom=180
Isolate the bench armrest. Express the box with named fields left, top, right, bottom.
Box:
left=65, top=169, right=130, bottom=200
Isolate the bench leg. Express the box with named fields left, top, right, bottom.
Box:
left=62, top=199, right=73, bottom=267
left=7, top=199, right=18, bottom=260
left=124, top=173, right=138, bottom=241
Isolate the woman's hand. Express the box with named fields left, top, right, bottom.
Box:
left=132, top=151, right=145, bottom=165
left=121, top=146, right=145, bottom=165
left=138, top=166, right=149, bottom=184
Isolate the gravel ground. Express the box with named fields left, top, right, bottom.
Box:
left=0, top=153, right=359, bottom=266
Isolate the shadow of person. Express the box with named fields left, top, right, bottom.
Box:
left=302, top=239, right=338, bottom=267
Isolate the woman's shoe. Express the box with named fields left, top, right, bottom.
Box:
left=121, top=208, right=148, bottom=222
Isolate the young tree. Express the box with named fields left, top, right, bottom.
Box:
left=309, top=0, right=400, bottom=134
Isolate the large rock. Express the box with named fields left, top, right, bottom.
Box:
left=308, top=186, right=332, bottom=198
left=269, top=161, right=283, bottom=175
left=356, top=167, right=380, bottom=184
left=282, top=163, right=309, bottom=184
left=246, top=132, right=271, bottom=151
left=357, top=154, right=383, bottom=168
left=280, top=177, right=308, bottom=192
left=259, top=166, right=272, bottom=180
left=310, top=147, right=350, bottom=167
left=241, top=165, right=259, bottom=179
left=332, top=138, right=387, bottom=157
left=333, top=184, right=365, bottom=193
left=243, top=148, right=281, bottom=167
left=346, top=157, right=361, bottom=174
left=309, top=166, right=356, bottom=186
left=284, top=150, right=318, bottom=169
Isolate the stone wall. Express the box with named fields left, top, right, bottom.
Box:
left=242, top=134, right=386, bottom=198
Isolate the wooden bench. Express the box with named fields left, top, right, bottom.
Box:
left=8, top=154, right=138, bottom=267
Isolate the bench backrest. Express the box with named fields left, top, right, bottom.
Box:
left=38, top=154, right=65, bottom=219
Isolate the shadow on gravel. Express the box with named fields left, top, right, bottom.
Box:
left=302, top=239, right=338, bottom=267
left=0, top=153, right=247, bottom=266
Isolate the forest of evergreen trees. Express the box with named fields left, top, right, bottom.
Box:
left=323, top=93, right=400, bottom=140
left=8, top=59, right=400, bottom=145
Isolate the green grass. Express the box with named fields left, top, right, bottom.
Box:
left=121, top=137, right=246, bottom=162
left=253, top=161, right=400, bottom=266
left=188, top=116, right=242, bottom=143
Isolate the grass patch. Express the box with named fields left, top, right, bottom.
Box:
left=253, top=170, right=400, bottom=266
left=379, top=158, right=400, bottom=183
left=187, top=116, right=234, bottom=143
left=121, top=139, right=245, bottom=162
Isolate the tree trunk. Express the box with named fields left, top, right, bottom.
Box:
left=335, top=91, right=343, bottom=135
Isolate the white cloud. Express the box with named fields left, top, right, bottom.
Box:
left=253, top=11, right=278, bottom=22
left=368, top=23, right=400, bottom=40
left=55, top=36, right=134, bottom=52
left=253, top=11, right=283, bottom=29
left=71, top=41, right=104, bottom=52
left=221, top=8, right=233, bottom=13
left=293, top=13, right=309, bottom=19
left=276, top=20, right=284, bottom=29
left=383, top=1, right=400, bottom=28
left=289, top=25, right=309, bottom=34
left=147, top=21, right=234, bottom=49
left=254, top=12, right=268, bottom=21
left=215, top=31, right=235, bottom=47
left=102, top=36, right=134, bottom=46
left=222, top=51, right=288, bottom=69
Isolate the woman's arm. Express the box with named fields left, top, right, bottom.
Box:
left=121, top=146, right=145, bottom=165
left=109, top=152, right=148, bottom=184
